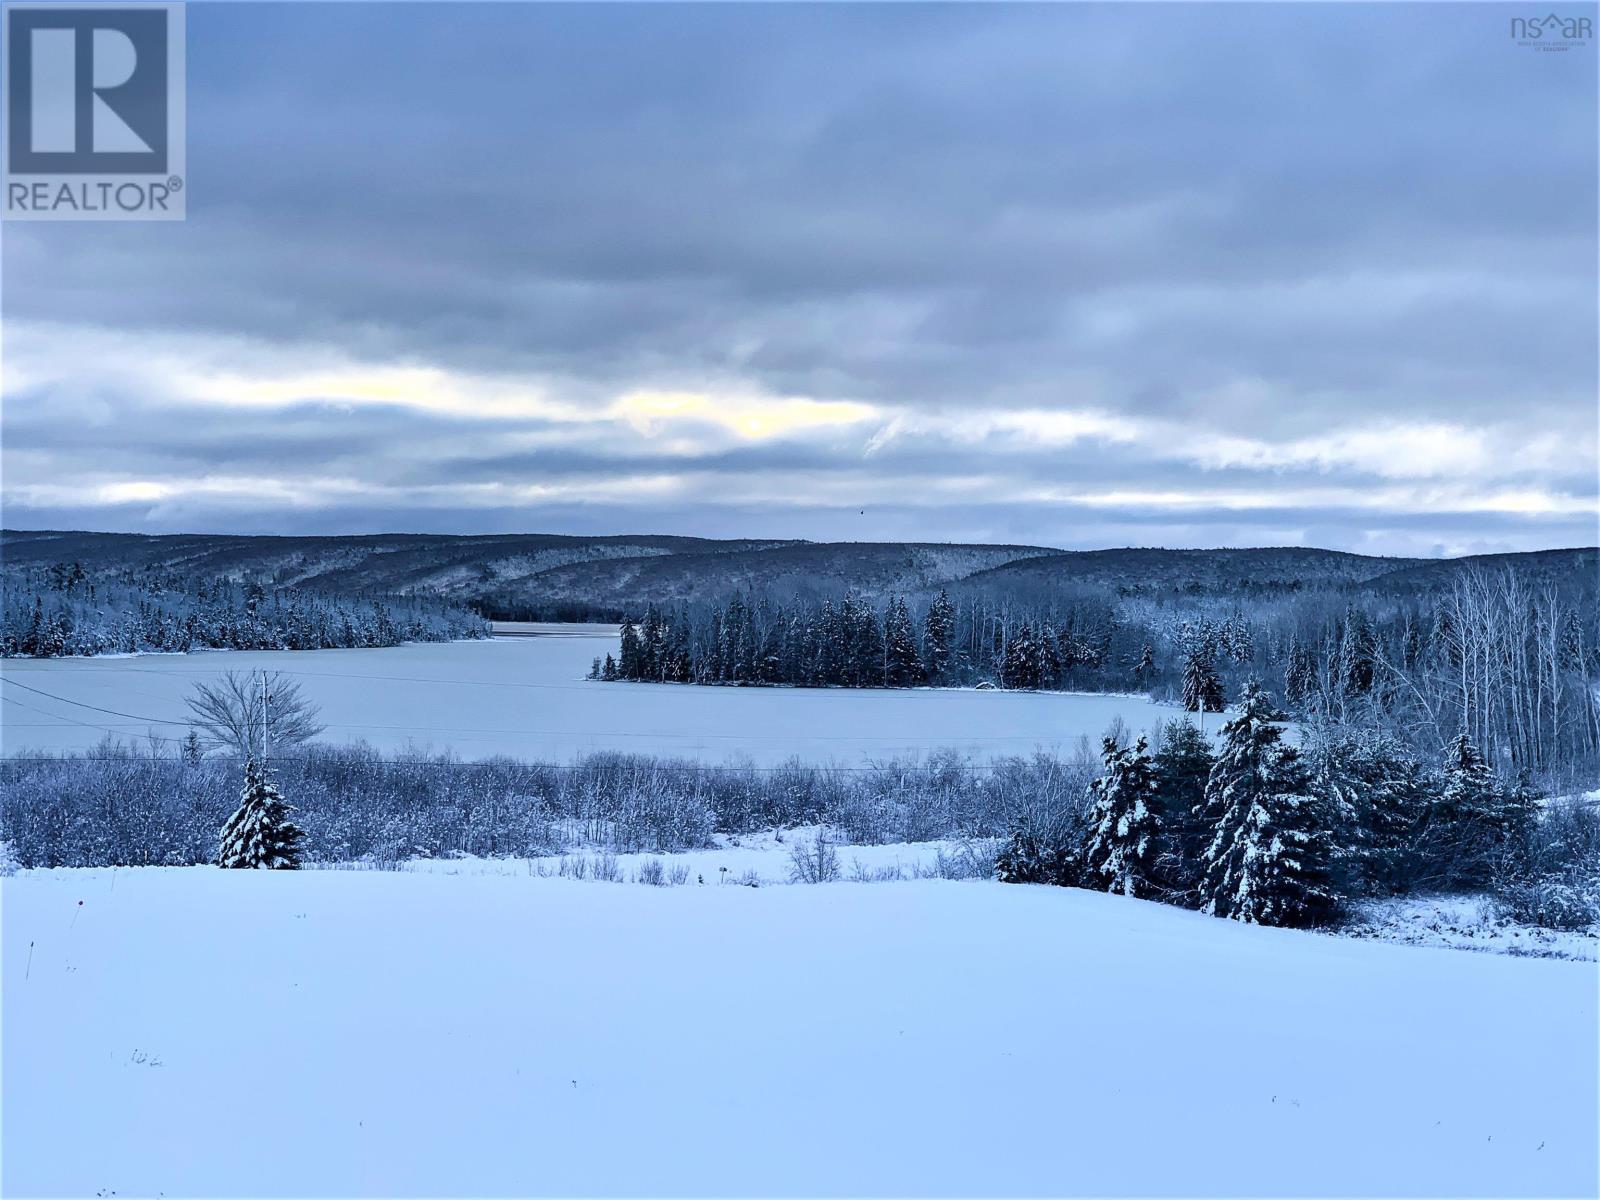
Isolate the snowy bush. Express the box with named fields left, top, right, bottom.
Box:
left=1, top=739, right=1111, bottom=869
left=0, top=839, right=18, bottom=877
left=1493, top=875, right=1600, bottom=932
left=850, top=859, right=906, bottom=883
left=788, top=832, right=841, bottom=884
left=994, top=815, right=1070, bottom=885
left=990, top=744, right=1103, bottom=887
left=636, top=858, right=666, bottom=886
left=920, top=839, right=1001, bottom=881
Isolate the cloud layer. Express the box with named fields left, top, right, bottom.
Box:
left=3, top=4, right=1595, bottom=554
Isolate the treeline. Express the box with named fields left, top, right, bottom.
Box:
left=0, top=561, right=489, bottom=657
left=592, top=567, right=1600, bottom=784
left=1000, top=683, right=1599, bottom=931
left=592, top=590, right=1138, bottom=690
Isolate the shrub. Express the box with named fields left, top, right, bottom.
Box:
left=788, top=832, right=841, bottom=884
left=850, top=859, right=906, bottom=883
left=1487, top=798, right=1600, bottom=931
left=921, top=839, right=1000, bottom=881
left=1493, top=875, right=1600, bottom=932
left=994, top=814, right=1085, bottom=887
left=636, top=858, right=666, bottom=886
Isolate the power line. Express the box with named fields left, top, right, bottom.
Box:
left=0, top=676, right=190, bottom=726
left=2, top=691, right=180, bottom=740
left=3, top=661, right=606, bottom=695
left=0, top=753, right=1024, bottom=774
left=0, top=674, right=1103, bottom=743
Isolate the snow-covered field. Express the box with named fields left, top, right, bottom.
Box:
left=1345, top=894, right=1600, bottom=962
left=4, top=868, right=1596, bottom=1198
left=354, top=828, right=988, bottom=887
left=1, top=630, right=1187, bottom=764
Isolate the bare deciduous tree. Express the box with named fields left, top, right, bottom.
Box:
left=185, top=670, right=324, bottom=761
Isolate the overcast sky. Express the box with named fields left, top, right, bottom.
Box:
left=3, top=3, right=1595, bottom=555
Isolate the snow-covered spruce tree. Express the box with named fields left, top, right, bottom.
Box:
left=1132, top=643, right=1156, bottom=687
left=1414, top=734, right=1537, bottom=890
left=883, top=596, right=922, bottom=687
left=1196, top=681, right=1340, bottom=927
left=1151, top=718, right=1215, bottom=900
left=617, top=622, right=643, bottom=679
left=1081, top=736, right=1162, bottom=898
left=218, top=758, right=304, bottom=870
left=1001, top=623, right=1044, bottom=690
left=1181, top=646, right=1226, bottom=714
left=1283, top=635, right=1318, bottom=713
left=922, top=589, right=955, bottom=681
left=1304, top=727, right=1424, bottom=896
left=1339, top=607, right=1377, bottom=699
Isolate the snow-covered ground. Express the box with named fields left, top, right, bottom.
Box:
left=347, top=828, right=990, bottom=886
left=1343, top=893, right=1598, bottom=961
left=1, top=633, right=1188, bottom=764
left=4, top=868, right=1596, bottom=1197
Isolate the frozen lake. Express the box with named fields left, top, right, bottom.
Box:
left=1, top=626, right=1197, bottom=764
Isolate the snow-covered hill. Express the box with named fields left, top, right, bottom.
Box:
left=5, top=868, right=1594, bottom=1197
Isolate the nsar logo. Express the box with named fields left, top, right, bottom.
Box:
left=3, top=3, right=185, bottom=220
left=1510, top=11, right=1593, bottom=50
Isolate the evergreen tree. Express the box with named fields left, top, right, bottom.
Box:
left=1340, top=607, right=1377, bottom=698
left=841, top=594, right=883, bottom=686
left=757, top=615, right=784, bottom=684
left=815, top=600, right=843, bottom=685
left=1222, top=612, right=1254, bottom=663
left=1151, top=718, right=1215, bottom=899
left=922, top=589, right=955, bottom=681
left=618, top=622, right=643, bottom=679
left=1417, top=734, right=1537, bottom=889
left=1181, top=646, right=1226, bottom=714
left=1001, top=623, right=1043, bottom=690
left=1197, top=681, right=1339, bottom=927
left=1304, top=727, right=1422, bottom=895
left=1036, top=622, right=1063, bottom=687
left=1081, top=736, right=1162, bottom=898
left=882, top=596, right=922, bottom=687
left=1283, top=635, right=1317, bottom=712
left=218, top=759, right=304, bottom=870
left=1132, top=643, right=1156, bottom=686
left=640, top=604, right=665, bottom=681
left=994, top=813, right=1080, bottom=887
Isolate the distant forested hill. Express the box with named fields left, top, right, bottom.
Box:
left=5, top=529, right=1592, bottom=620
left=0, top=546, right=489, bottom=658
left=3, top=529, right=1594, bottom=617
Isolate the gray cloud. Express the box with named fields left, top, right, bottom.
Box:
left=2, top=3, right=1594, bottom=553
